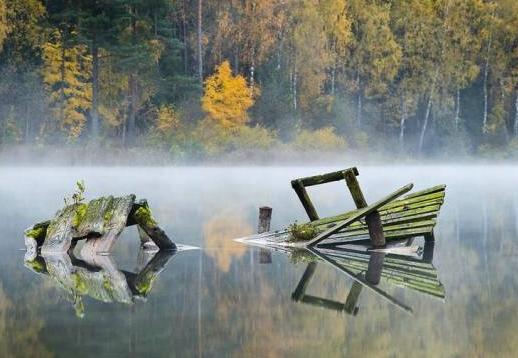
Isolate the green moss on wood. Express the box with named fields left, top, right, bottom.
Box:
left=135, top=273, right=156, bottom=295
left=71, top=273, right=88, bottom=294
left=72, top=203, right=88, bottom=228
left=25, top=226, right=46, bottom=240
left=288, top=222, right=321, bottom=242
left=26, top=259, right=46, bottom=273
left=134, top=206, right=157, bottom=228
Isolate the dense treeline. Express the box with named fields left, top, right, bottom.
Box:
left=0, top=0, right=517, bottom=160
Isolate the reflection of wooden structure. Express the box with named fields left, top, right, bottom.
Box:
left=290, top=241, right=443, bottom=315
left=24, top=249, right=176, bottom=318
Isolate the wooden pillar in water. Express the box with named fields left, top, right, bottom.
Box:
left=343, top=169, right=385, bottom=248
left=258, top=207, right=272, bottom=233
left=291, top=180, right=319, bottom=221
left=258, top=207, right=272, bottom=264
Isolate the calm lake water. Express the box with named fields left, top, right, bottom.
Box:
left=0, top=165, right=517, bottom=357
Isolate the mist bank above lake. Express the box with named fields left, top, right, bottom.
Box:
left=0, top=144, right=517, bottom=167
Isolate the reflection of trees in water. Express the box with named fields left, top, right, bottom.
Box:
left=203, top=208, right=252, bottom=272
left=0, top=282, right=52, bottom=357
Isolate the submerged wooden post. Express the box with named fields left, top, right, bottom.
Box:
left=258, top=207, right=272, bottom=233
left=343, top=168, right=386, bottom=248
left=291, top=180, right=319, bottom=221
left=257, top=207, right=272, bottom=264
left=422, top=240, right=435, bottom=263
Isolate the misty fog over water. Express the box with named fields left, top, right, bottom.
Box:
left=0, top=165, right=516, bottom=356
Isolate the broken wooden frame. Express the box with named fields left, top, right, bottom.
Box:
left=291, top=167, right=445, bottom=248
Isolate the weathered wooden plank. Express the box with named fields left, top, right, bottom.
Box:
left=312, top=198, right=442, bottom=227
left=80, top=195, right=136, bottom=254
left=336, top=219, right=436, bottom=237
left=296, top=167, right=358, bottom=187
left=291, top=179, right=319, bottom=221
left=403, top=184, right=446, bottom=199
left=41, top=204, right=79, bottom=254
left=329, top=225, right=435, bottom=242
left=307, top=184, right=413, bottom=247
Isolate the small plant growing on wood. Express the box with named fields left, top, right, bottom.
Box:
left=64, top=180, right=86, bottom=206
left=288, top=222, right=321, bottom=242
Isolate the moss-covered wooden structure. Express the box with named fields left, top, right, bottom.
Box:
left=24, top=194, right=176, bottom=260
left=239, top=167, right=445, bottom=248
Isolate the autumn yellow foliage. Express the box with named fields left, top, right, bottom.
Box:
left=42, top=31, right=92, bottom=138
left=292, top=126, right=346, bottom=151
left=202, top=61, right=256, bottom=128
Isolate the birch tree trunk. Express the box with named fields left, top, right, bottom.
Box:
left=514, top=89, right=518, bottom=137
left=455, top=88, right=460, bottom=131
left=356, top=71, right=362, bottom=127
left=197, top=0, right=203, bottom=84
left=399, top=94, right=406, bottom=148
left=418, top=91, right=433, bottom=154
left=91, top=33, right=100, bottom=140
left=181, top=0, right=188, bottom=74
left=482, top=35, right=492, bottom=135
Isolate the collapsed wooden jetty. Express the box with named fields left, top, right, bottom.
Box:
left=236, top=167, right=447, bottom=313
left=24, top=194, right=176, bottom=260
left=241, top=167, right=445, bottom=248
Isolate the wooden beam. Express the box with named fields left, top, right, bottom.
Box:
left=343, top=168, right=385, bottom=247
left=295, top=167, right=358, bottom=187
left=291, top=179, right=319, bottom=221
left=306, top=184, right=413, bottom=247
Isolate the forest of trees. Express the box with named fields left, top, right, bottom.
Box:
left=0, top=0, right=518, bottom=161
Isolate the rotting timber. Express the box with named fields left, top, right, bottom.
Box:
left=239, top=167, right=446, bottom=249
left=24, top=195, right=176, bottom=260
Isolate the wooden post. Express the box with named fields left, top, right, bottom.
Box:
left=258, top=207, right=272, bottom=233
left=422, top=240, right=435, bottom=263
left=291, top=180, right=319, bottom=221
left=257, top=207, right=273, bottom=264
left=365, top=252, right=385, bottom=285
left=343, top=168, right=386, bottom=248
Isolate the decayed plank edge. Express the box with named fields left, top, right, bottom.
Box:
left=307, top=184, right=414, bottom=247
